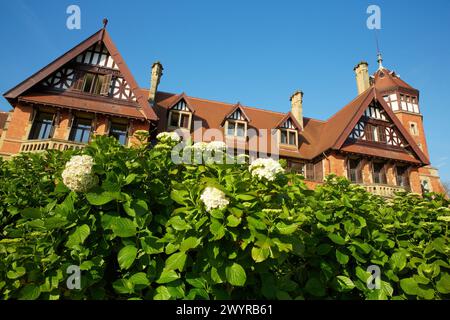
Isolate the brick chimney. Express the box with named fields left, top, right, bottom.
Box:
left=290, top=90, right=304, bottom=129
left=148, top=61, right=163, bottom=104
left=353, top=61, right=370, bottom=95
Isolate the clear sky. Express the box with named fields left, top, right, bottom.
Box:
left=0, top=0, right=449, bottom=182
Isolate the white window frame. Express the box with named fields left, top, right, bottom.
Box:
left=225, top=120, right=247, bottom=138
left=168, top=110, right=192, bottom=131
left=279, top=128, right=298, bottom=147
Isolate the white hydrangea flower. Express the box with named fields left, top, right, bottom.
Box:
left=249, top=158, right=284, bottom=181
left=157, top=131, right=181, bottom=143
left=192, top=142, right=208, bottom=152
left=61, top=155, right=98, bottom=192
left=206, top=141, right=227, bottom=153
left=200, top=187, right=229, bottom=212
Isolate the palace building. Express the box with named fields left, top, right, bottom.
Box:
left=0, top=24, right=445, bottom=197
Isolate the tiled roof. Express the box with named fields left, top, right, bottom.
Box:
left=150, top=87, right=429, bottom=165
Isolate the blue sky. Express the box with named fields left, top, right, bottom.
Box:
left=0, top=0, right=449, bottom=182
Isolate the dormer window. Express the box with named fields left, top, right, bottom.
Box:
left=278, top=118, right=299, bottom=147
left=280, top=129, right=297, bottom=145
left=227, top=121, right=246, bottom=137
left=224, top=106, right=249, bottom=139
left=168, top=99, right=192, bottom=131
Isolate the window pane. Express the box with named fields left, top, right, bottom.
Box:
left=280, top=130, right=288, bottom=144
left=83, top=73, right=95, bottom=93
left=170, top=112, right=180, bottom=127
left=288, top=131, right=296, bottom=145
left=93, top=75, right=104, bottom=95
left=181, top=114, right=190, bottom=128
left=29, top=113, right=54, bottom=140
left=236, top=123, right=245, bottom=137
left=109, top=122, right=128, bottom=145
left=69, top=118, right=92, bottom=143
left=227, top=122, right=235, bottom=136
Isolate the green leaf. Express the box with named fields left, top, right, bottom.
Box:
left=328, top=233, right=346, bottom=245
left=170, top=189, right=188, bottom=205
left=210, top=219, right=225, bottom=240
left=19, top=284, right=41, bottom=300
left=225, top=263, right=246, bottom=286
left=236, top=194, right=255, bottom=201
left=336, top=276, right=355, bottom=291
left=21, top=208, right=41, bottom=219
left=123, top=199, right=148, bottom=217
left=336, top=249, right=350, bottom=265
left=157, top=269, right=180, bottom=284
left=251, top=246, right=270, bottom=263
left=317, top=244, right=332, bottom=255
left=113, top=279, right=134, bottom=294
left=140, top=236, right=164, bottom=255
left=180, top=237, right=201, bottom=252
left=276, top=222, right=298, bottom=235
left=66, top=224, right=90, bottom=248
left=167, top=216, right=189, bottom=231
left=400, top=278, right=419, bottom=295
left=226, top=215, right=241, bottom=227
left=110, top=217, right=137, bottom=238
left=305, top=277, right=326, bottom=297
left=390, top=251, right=407, bottom=271
left=7, top=267, right=26, bottom=279
left=165, top=252, right=187, bottom=271
left=129, top=272, right=149, bottom=287
left=86, top=191, right=118, bottom=206
left=118, top=245, right=138, bottom=270
left=436, top=273, right=450, bottom=294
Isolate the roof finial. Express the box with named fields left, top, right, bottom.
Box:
left=102, top=18, right=108, bottom=29
left=377, top=51, right=383, bottom=70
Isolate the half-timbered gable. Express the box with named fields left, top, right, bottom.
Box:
left=223, top=104, right=250, bottom=138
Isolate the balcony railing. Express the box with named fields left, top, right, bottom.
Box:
left=363, top=184, right=407, bottom=198
left=20, top=139, right=86, bottom=153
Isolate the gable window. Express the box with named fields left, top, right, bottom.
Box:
left=226, top=121, right=246, bottom=137
left=69, top=117, right=92, bottom=143
left=347, top=158, right=363, bottom=183
left=168, top=100, right=192, bottom=130
left=372, top=162, right=387, bottom=184
left=73, top=72, right=111, bottom=96
left=29, top=112, right=54, bottom=140
left=109, top=122, right=128, bottom=145
left=396, top=166, right=410, bottom=188
left=280, top=129, right=298, bottom=146
left=169, top=111, right=191, bottom=129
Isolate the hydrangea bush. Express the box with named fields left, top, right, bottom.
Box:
left=0, top=135, right=449, bottom=300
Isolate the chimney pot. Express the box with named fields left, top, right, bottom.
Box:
left=354, top=61, right=370, bottom=94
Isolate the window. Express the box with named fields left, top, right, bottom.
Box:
left=421, top=179, right=431, bottom=193
left=73, top=72, right=111, bottom=96
left=109, top=122, right=128, bottom=145
left=226, top=121, right=246, bottom=138
left=396, top=166, right=410, bottom=188
left=410, top=122, right=418, bottom=136
left=29, top=112, right=54, bottom=140
left=69, top=117, right=92, bottom=143
left=304, top=163, right=315, bottom=181
left=348, top=159, right=362, bottom=183
left=287, top=161, right=304, bottom=174
left=280, top=129, right=297, bottom=146
left=377, top=126, right=387, bottom=143
left=169, top=111, right=191, bottom=129
left=372, top=162, right=387, bottom=184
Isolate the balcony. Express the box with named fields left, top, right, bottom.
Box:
left=363, top=184, right=407, bottom=198
left=20, top=138, right=86, bottom=153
